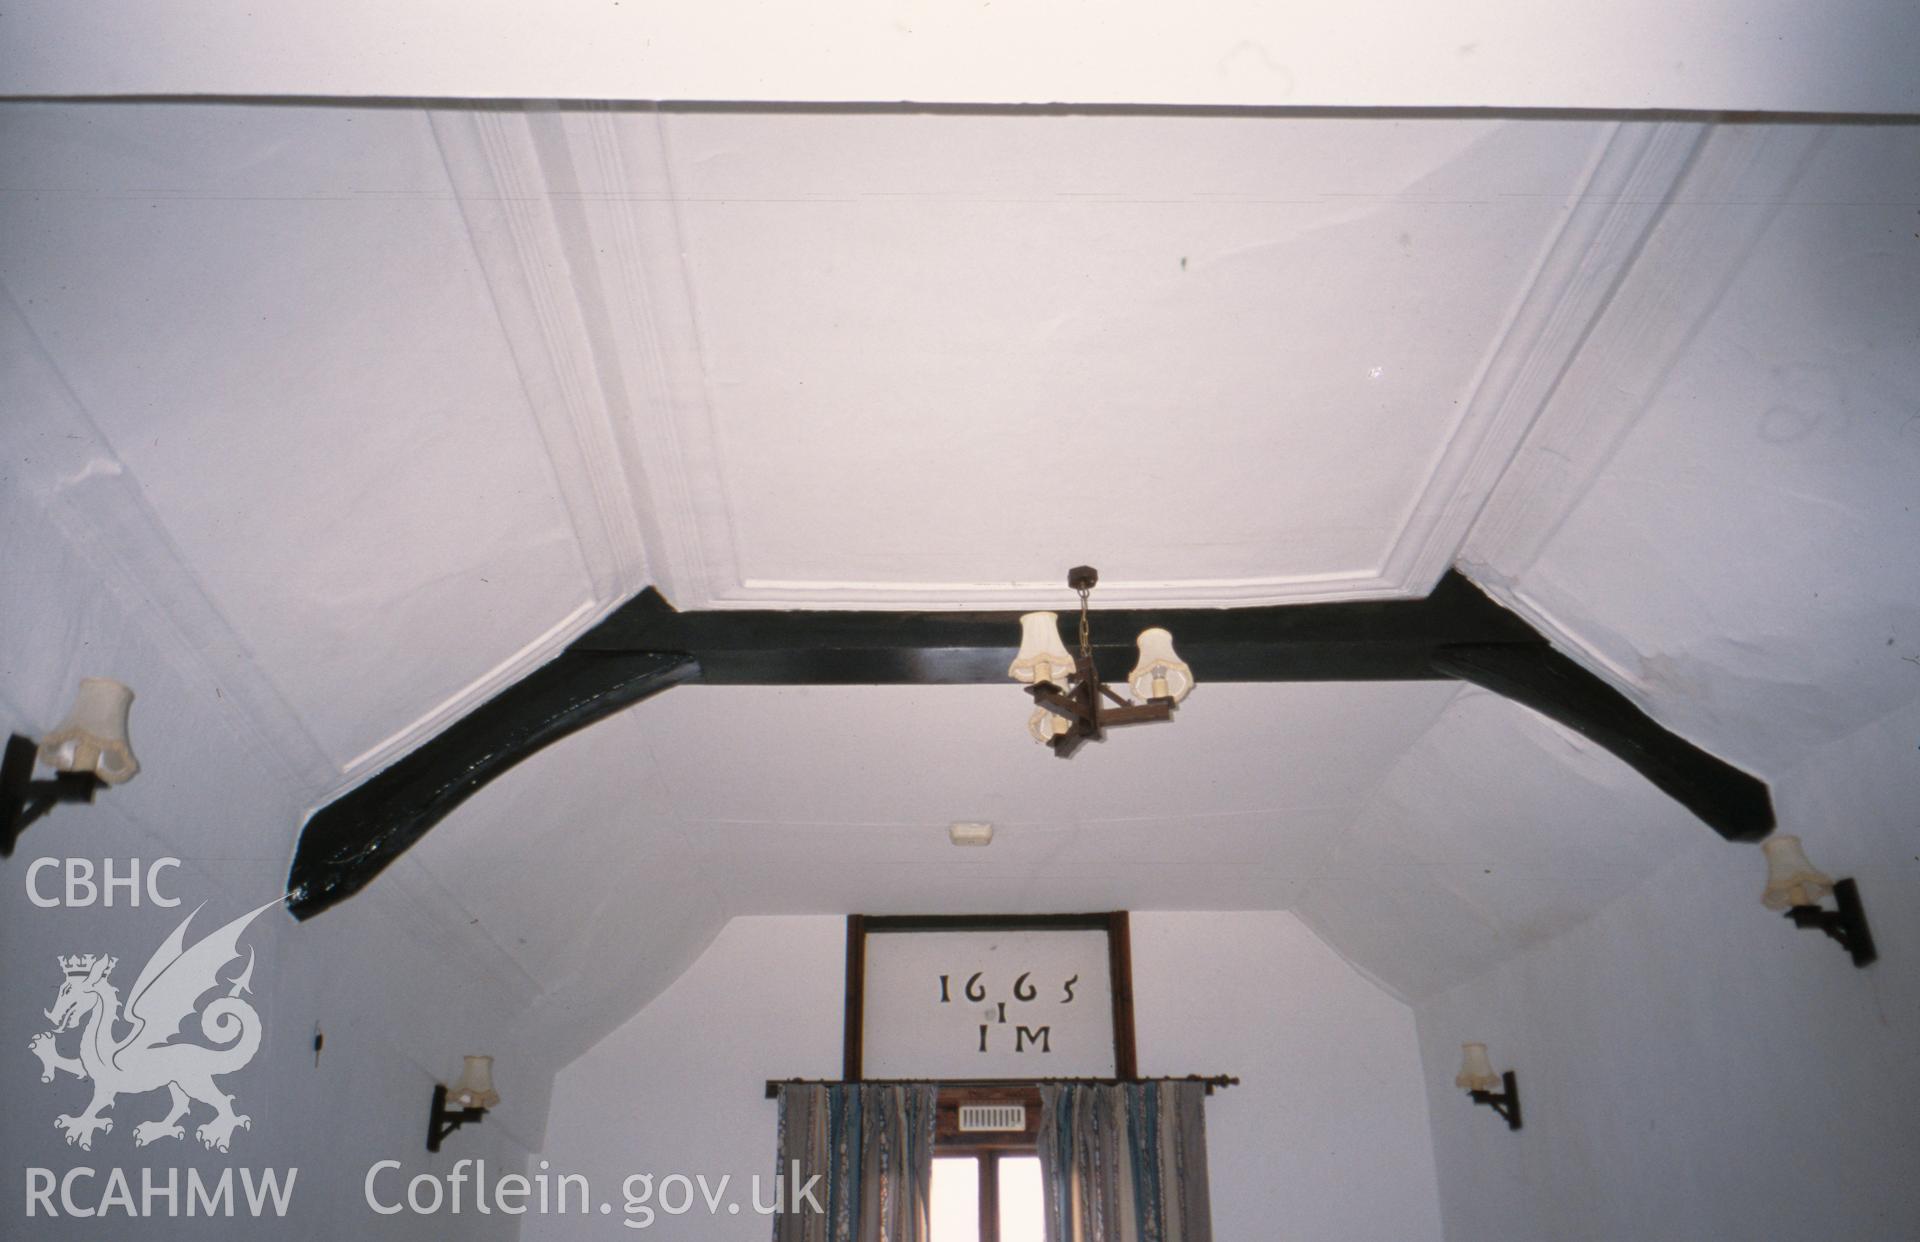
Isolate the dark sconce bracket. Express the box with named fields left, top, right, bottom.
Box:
left=426, top=1084, right=488, bottom=1154
left=1785, top=878, right=1877, bottom=969
left=2, top=734, right=101, bottom=859
left=1468, top=1071, right=1523, bottom=1132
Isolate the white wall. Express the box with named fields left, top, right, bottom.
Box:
left=1131, top=912, right=1443, bottom=1242
left=532, top=911, right=1442, bottom=1242
left=0, top=407, right=557, bottom=1240
left=1413, top=701, right=1920, bottom=1242
left=1419, top=114, right=1920, bottom=1242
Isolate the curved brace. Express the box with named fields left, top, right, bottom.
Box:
left=1429, top=642, right=1773, bottom=841
left=286, top=650, right=697, bottom=919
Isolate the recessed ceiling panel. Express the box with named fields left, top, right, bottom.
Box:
left=1463, top=122, right=1920, bottom=776
left=642, top=113, right=1615, bottom=606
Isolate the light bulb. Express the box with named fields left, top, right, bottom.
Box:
left=1127, top=629, right=1193, bottom=703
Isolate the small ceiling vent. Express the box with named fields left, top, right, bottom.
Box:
left=957, top=1103, right=1027, bottom=1132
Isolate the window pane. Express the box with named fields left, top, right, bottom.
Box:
left=997, top=1155, right=1044, bottom=1242
left=931, top=1156, right=980, bottom=1242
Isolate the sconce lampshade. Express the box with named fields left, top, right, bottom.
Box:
left=1009, top=612, right=1076, bottom=687
left=1455, top=1043, right=1501, bottom=1093
left=38, top=679, right=138, bottom=785
left=1128, top=628, right=1193, bottom=703
left=449, top=1055, right=500, bottom=1110
left=1760, top=835, right=1834, bottom=910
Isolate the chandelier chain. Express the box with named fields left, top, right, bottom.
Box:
left=1077, top=588, right=1092, bottom=659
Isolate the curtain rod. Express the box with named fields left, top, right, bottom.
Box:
left=764, top=1075, right=1240, bottom=1100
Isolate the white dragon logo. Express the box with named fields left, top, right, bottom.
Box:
left=29, top=901, right=272, bottom=1153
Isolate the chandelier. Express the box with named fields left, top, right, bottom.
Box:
left=1007, top=566, right=1193, bottom=757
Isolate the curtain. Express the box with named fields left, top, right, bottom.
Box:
left=773, top=1083, right=937, bottom=1242
left=1037, top=1082, right=1213, bottom=1242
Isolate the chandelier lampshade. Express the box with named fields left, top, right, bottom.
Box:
left=1028, top=706, right=1072, bottom=743
left=1009, top=612, right=1076, bottom=688
left=1006, top=568, right=1192, bottom=757
left=1128, top=628, right=1193, bottom=703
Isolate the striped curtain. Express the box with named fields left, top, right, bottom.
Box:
left=1037, top=1082, right=1213, bottom=1242
left=773, top=1083, right=937, bottom=1242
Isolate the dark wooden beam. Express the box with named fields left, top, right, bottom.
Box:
left=285, top=570, right=1773, bottom=919
left=285, top=651, right=696, bottom=919
left=572, top=567, right=1541, bottom=683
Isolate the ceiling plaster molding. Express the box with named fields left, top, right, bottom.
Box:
left=679, top=516, right=1414, bottom=611
left=1379, top=118, right=1710, bottom=597
left=1461, top=123, right=1827, bottom=578
left=722, top=570, right=1412, bottom=610
left=1452, top=125, right=1828, bottom=750
left=431, top=106, right=653, bottom=604
left=541, top=104, right=737, bottom=612
left=0, top=283, right=339, bottom=798
left=323, top=106, right=674, bottom=788
left=440, top=102, right=738, bottom=612
left=337, top=598, right=599, bottom=778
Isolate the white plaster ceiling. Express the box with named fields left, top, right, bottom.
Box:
left=0, top=104, right=605, bottom=779
left=577, top=110, right=1618, bottom=607
left=5, top=2, right=1918, bottom=113
left=5, top=100, right=1915, bottom=1060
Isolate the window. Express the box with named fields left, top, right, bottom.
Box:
left=931, top=1085, right=1044, bottom=1242
left=997, top=1155, right=1043, bottom=1242
left=931, top=1153, right=1043, bottom=1242
left=930, top=1156, right=978, bottom=1237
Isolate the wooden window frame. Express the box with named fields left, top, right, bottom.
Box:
left=934, top=1084, right=1042, bottom=1242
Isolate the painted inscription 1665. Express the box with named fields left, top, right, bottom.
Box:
left=861, top=927, right=1116, bottom=1078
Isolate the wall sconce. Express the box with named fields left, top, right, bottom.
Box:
left=1455, top=1043, right=1521, bottom=1131
left=3, top=679, right=138, bottom=857
left=427, top=1055, right=500, bottom=1152
left=1761, top=835, right=1876, bottom=968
